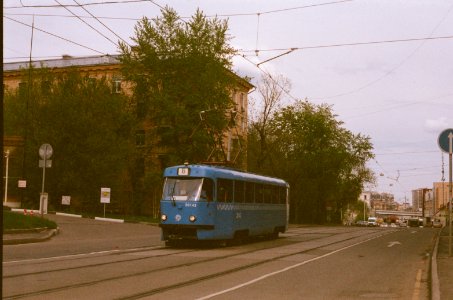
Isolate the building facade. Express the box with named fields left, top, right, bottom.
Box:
left=411, top=188, right=433, bottom=217
left=433, top=182, right=452, bottom=213
left=3, top=55, right=254, bottom=212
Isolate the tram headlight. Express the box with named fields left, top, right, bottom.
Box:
left=161, top=214, right=167, bottom=221
left=189, top=215, right=197, bottom=222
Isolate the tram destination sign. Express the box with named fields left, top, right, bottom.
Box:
left=438, top=128, right=453, bottom=153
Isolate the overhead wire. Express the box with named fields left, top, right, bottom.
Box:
left=72, top=0, right=131, bottom=46
left=54, top=0, right=119, bottom=47
left=5, top=0, right=151, bottom=9
left=204, top=0, right=354, bottom=18
left=4, top=16, right=107, bottom=55
left=309, top=2, right=453, bottom=100
left=4, top=13, right=141, bottom=21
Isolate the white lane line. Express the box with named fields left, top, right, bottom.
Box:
left=197, top=234, right=386, bottom=300
left=3, top=246, right=163, bottom=265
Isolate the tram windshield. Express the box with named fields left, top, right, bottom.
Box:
left=162, top=178, right=212, bottom=202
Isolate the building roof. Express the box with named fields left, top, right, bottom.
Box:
left=3, top=54, right=254, bottom=90
left=3, top=55, right=120, bottom=72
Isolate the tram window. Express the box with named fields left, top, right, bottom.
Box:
left=218, top=179, right=233, bottom=202
left=271, top=185, right=279, bottom=204
left=263, top=185, right=272, bottom=203
left=201, top=178, right=213, bottom=202
left=245, top=182, right=254, bottom=203
left=234, top=181, right=245, bottom=203
left=255, top=184, right=264, bottom=203
left=279, top=187, right=287, bottom=204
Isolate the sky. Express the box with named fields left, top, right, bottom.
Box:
left=4, top=0, right=453, bottom=203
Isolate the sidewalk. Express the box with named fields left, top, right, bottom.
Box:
left=436, top=226, right=453, bottom=299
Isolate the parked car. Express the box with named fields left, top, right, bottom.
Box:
left=433, top=219, right=443, bottom=228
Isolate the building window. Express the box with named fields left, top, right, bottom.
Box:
left=135, top=130, right=145, bottom=147
left=241, top=93, right=246, bottom=112
left=112, top=79, right=122, bottom=94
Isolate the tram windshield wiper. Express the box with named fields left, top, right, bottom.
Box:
left=170, top=181, right=177, bottom=207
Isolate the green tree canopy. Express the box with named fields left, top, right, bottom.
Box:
left=249, top=100, right=375, bottom=224
left=4, top=68, right=135, bottom=213
left=119, top=6, right=237, bottom=165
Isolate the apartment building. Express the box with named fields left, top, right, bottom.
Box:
left=3, top=55, right=253, bottom=211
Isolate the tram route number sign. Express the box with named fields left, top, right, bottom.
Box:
left=178, top=167, right=190, bottom=176
left=438, top=128, right=453, bottom=154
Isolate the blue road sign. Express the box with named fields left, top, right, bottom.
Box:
left=438, top=128, right=453, bottom=153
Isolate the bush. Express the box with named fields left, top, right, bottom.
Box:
left=3, top=211, right=57, bottom=231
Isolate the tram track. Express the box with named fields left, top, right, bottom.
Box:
left=3, top=228, right=392, bottom=299
left=2, top=226, right=335, bottom=280
left=119, top=229, right=392, bottom=299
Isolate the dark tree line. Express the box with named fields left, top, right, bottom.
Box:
left=3, top=7, right=240, bottom=216
left=248, top=77, right=375, bottom=224
left=4, top=69, right=135, bottom=213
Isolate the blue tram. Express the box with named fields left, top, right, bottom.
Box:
left=159, top=163, right=289, bottom=245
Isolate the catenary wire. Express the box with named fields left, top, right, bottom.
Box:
left=54, top=0, right=119, bottom=47
left=4, top=16, right=107, bottom=55
left=72, top=0, right=131, bottom=46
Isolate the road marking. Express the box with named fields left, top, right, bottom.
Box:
left=387, top=241, right=401, bottom=247
left=412, top=269, right=422, bottom=300
left=3, top=246, right=163, bottom=265
left=196, top=233, right=388, bottom=300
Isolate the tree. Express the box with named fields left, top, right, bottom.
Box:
left=4, top=68, right=135, bottom=213
left=249, top=100, right=375, bottom=224
left=248, top=74, right=291, bottom=173
left=119, top=6, right=237, bottom=166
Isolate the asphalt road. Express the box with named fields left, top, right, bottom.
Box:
left=3, top=214, right=163, bottom=261
left=3, top=216, right=437, bottom=300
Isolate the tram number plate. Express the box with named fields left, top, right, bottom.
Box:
left=178, top=167, right=190, bottom=176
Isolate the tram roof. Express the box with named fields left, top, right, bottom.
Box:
left=164, top=164, right=288, bottom=186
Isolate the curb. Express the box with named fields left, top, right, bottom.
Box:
left=56, top=212, right=82, bottom=218
left=4, top=227, right=49, bottom=234
left=431, top=230, right=441, bottom=300
left=94, top=217, right=124, bottom=223
left=3, top=228, right=59, bottom=245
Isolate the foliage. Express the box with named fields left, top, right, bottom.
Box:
left=353, top=200, right=369, bottom=222
left=3, top=68, right=135, bottom=213
left=119, top=6, right=237, bottom=165
left=3, top=211, right=57, bottom=230
left=249, top=98, right=375, bottom=224
left=248, top=74, right=291, bottom=170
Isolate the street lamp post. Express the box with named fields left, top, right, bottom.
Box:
left=4, top=150, right=10, bottom=204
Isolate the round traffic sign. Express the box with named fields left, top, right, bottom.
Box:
left=39, top=144, right=53, bottom=159
left=438, top=128, right=453, bottom=153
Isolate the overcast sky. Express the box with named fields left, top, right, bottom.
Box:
left=4, top=0, right=453, bottom=203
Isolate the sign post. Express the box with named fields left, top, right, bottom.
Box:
left=100, top=187, right=111, bottom=218
left=438, top=128, right=453, bottom=257
left=39, top=144, right=53, bottom=216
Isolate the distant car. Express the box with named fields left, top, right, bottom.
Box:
left=367, top=217, right=378, bottom=227
left=433, top=219, right=442, bottom=228
left=399, top=221, right=407, bottom=227
left=355, top=220, right=368, bottom=226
